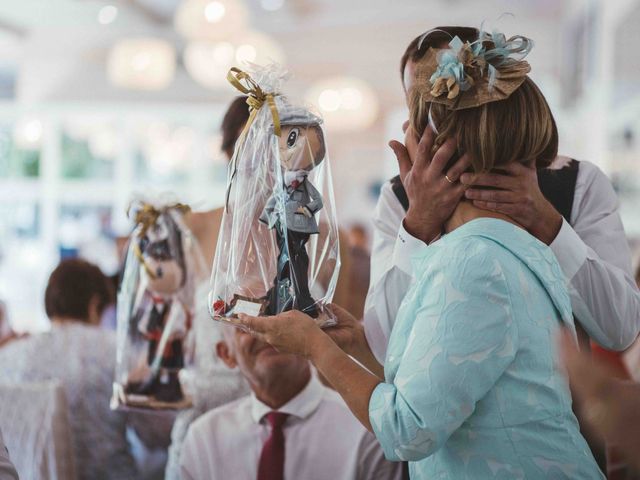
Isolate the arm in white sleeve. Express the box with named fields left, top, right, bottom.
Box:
left=363, top=182, right=425, bottom=363
left=550, top=161, right=640, bottom=350
left=179, top=427, right=200, bottom=480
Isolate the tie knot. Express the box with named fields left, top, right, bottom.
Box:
left=265, top=411, right=289, bottom=429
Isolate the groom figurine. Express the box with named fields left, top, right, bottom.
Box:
left=260, top=108, right=326, bottom=318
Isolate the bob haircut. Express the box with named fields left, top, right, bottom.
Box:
left=406, top=27, right=558, bottom=171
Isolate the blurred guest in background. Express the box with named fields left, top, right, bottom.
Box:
left=0, top=258, right=137, bottom=480
left=99, top=236, right=131, bottom=331
left=0, top=300, right=24, bottom=348
left=561, top=330, right=640, bottom=472
left=345, top=223, right=370, bottom=319
left=180, top=324, right=402, bottom=480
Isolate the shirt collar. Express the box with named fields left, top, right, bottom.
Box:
left=250, top=374, right=324, bottom=424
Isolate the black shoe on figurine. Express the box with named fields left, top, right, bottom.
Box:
left=153, top=370, right=184, bottom=403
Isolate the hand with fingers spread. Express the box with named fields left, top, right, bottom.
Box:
left=389, top=122, right=469, bottom=244
left=461, top=162, right=563, bottom=245
left=232, top=310, right=325, bottom=358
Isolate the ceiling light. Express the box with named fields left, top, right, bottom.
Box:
left=14, top=118, right=43, bottom=149
left=107, top=39, right=176, bottom=91
left=175, top=0, right=248, bottom=41
left=340, top=87, right=363, bottom=110
left=235, top=44, right=257, bottom=63
left=318, top=89, right=341, bottom=112
left=204, top=1, right=226, bottom=23
left=185, top=32, right=285, bottom=90
left=260, top=0, right=285, bottom=11
left=306, top=77, right=379, bottom=132
left=98, top=5, right=118, bottom=25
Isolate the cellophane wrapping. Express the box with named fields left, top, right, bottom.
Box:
left=209, top=65, right=340, bottom=327
left=112, top=200, right=206, bottom=410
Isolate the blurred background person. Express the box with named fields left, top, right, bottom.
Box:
left=345, top=223, right=370, bottom=319
left=561, top=330, right=640, bottom=474
left=0, top=300, right=24, bottom=348
left=0, top=258, right=137, bottom=480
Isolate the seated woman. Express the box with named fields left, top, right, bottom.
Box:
left=0, top=259, right=137, bottom=480
left=232, top=29, right=604, bottom=479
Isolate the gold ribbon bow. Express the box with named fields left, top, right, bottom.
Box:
left=224, top=67, right=282, bottom=211
left=227, top=67, right=281, bottom=137
left=128, top=202, right=191, bottom=279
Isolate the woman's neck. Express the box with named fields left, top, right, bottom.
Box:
left=444, top=200, right=522, bottom=234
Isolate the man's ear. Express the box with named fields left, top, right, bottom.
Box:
left=216, top=341, right=237, bottom=369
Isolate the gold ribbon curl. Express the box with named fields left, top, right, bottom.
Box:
left=224, top=68, right=282, bottom=211
left=227, top=67, right=281, bottom=137
left=128, top=202, right=191, bottom=279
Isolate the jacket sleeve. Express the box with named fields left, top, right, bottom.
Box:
left=369, top=246, right=517, bottom=461
left=304, top=180, right=324, bottom=215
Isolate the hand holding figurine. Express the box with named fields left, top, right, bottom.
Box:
left=232, top=310, right=325, bottom=358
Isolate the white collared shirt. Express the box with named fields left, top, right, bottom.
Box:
left=364, top=159, right=640, bottom=362
left=0, top=429, right=18, bottom=480
left=180, top=375, right=402, bottom=480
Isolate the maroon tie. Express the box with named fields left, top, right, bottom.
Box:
left=257, top=411, right=289, bottom=480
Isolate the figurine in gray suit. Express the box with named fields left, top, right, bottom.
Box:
left=260, top=108, right=326, bottom=318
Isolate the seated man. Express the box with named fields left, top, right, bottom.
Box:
left=180, top=325, right=402, bottom=480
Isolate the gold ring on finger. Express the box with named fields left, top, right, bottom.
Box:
left=445, top=174, right=456, bottom=184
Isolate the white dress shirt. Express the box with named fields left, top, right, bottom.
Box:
left=364, top=159, right=640, bottom=362
left=180, top=375, right=402, bottom=480
left=0, top=429, right=18, bottom=480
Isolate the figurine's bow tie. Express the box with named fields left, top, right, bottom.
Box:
left=284, top=170, right=307, bottom=189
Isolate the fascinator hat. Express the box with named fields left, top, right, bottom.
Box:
left=413, top=27, right=533, bottom=110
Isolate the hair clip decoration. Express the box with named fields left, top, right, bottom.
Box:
left=414, top=28, right=533, bottom=110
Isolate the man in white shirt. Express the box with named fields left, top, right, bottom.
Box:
left=364, top=26, right=640, bottom=364
left=180, top=325, right=402, bottom=480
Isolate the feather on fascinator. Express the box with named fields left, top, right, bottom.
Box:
left=413, top=28, right=533, bottom=110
